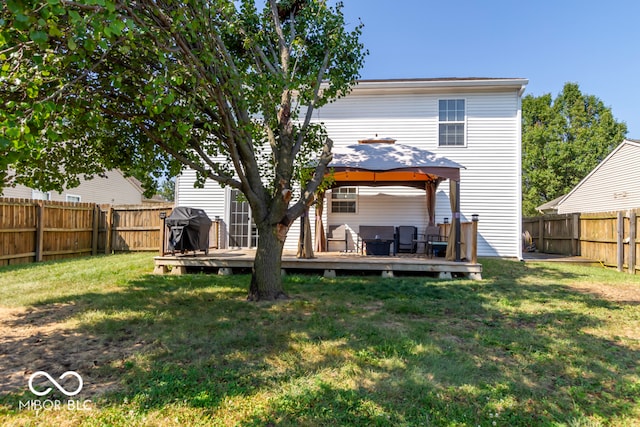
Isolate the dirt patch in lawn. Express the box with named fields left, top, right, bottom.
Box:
left=0, top=304, right=147, bottom=399
left=569, top=281, right=640, bottom=305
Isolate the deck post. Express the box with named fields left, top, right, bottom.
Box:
left=214, top=217, right=220, bottom=249
left=455, top=180, right=461, bottom=262
left=159, top=211, right=167, bottom=256
left=471, top=214, right=479, bottom=263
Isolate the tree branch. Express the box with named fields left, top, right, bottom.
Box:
left=292, top=48, right=331, bottom=157
left=287, top=137, right=333, bottom=221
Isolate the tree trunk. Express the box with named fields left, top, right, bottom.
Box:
left=248, top=222, right=288, bottom=301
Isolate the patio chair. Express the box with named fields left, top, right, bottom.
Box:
left=427, top=234, right=448, bottom=258
left=396, top=226, right=418, bottom=253
left=327, top=224, right=348, bottom=252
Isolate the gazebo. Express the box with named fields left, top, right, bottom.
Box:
left=311, top=139, right=466, bottom=261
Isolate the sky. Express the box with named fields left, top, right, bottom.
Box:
left=339, top=0, right=640, bottom=137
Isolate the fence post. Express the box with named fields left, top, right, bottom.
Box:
left=538, top=217, right=544, bottom=252
left=35, top=201, right=45, bottom=262
left=630, top=211, right=636, bottom=274
left=617, top=211, right=624, bottom=272
left=104, top=205, right=113, bottom=255
left=92, top=204, right=100, bottom=256
left=572, top=213, right=580, bottom=256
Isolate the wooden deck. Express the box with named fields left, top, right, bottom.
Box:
left=154, top=249, right=482, bottom=279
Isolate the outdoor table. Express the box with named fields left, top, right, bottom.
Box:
left=364, top=238, right=393, bottom=256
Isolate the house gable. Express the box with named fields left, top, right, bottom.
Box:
left=2, top=170, right=146, bottom=205
left=557, top=139, right=640, bottom=214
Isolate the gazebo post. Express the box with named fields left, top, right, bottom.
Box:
left=455, top=179, right=461, bottom=262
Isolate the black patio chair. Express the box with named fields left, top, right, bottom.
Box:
left=396, top=226, right=418, bottom=253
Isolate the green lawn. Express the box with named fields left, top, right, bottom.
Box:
left=0, top=254, right=639, bottom=426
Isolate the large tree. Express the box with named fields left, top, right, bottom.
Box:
left=522, top=83, right=627, bottom=216
left=1, top=0, right=366, bottom=300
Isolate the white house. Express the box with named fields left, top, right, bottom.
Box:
left=176, top=78, right=528, bottom=258
left=2, top=169, right=163, bottom=205
left=553, top=139, right=640, bottom=214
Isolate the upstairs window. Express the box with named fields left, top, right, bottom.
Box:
left=331, top=187, right=357, bottom=213
left=438, top=99, right=466, bottom=146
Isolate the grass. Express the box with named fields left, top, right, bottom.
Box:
left=0, top=254, right=638, bottom=426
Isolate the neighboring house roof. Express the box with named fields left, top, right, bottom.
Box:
left=536, top=195, right=565, bottom=214
left=125, top=175, right=167, bottom=203
left=2, top=169, right=166, bottom=205
left=554, top=139, right=640, bottom=214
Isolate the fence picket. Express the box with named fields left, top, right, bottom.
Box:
left=0, top=198, right=175, bottom=266
left=523, top=209, right=640, bottom=273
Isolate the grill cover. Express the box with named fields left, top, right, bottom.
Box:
left=166, top=207, right=212, bottom=252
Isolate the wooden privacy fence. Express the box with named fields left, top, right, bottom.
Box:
left=0, top=198, right=175, bottom=266
left=523, top=209, right=640, bottom=273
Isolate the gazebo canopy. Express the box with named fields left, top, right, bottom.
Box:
left=328, top=142, right=464, bottom=189
left=313, top=140, right=465, bottom=261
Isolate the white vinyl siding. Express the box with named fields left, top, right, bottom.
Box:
left=3, top=170, right=143, bottom=204
left=557, top=141, right=640, bottom=214
left=175, top=79, right=527, bottom=257
left=176, top=169, right=230, bottom=248
left=317, top=90, right=522, bottom=257
left=176, top=168, right=307, bottom=250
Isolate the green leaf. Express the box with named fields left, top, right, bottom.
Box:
left=68, top=10, right=81, bottom=23
left=6, top=0, right=22, bottom=14
left=29, top=30, right=49, bottom=44
left=48, top=23, right=63, bottom=38
left=16, top=13, right=30, bottom=23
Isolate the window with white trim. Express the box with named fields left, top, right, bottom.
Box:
left=32, top=190, right=51, bottom=200
left=331, top=187, right=357, bottom=213
left=65, top=194, right=81, bottom=203
left=438, top=99, right=466, bottom=146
